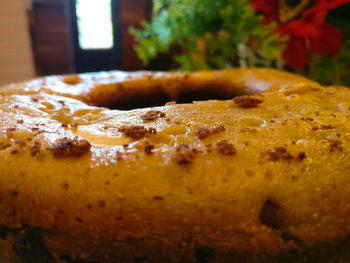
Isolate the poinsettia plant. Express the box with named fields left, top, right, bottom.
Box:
left=252, top=0, right=350, bottom=85
left=130, top=0, right=350, bottom=86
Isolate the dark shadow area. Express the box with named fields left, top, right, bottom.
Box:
left=107, top=88, right=237, bottom=110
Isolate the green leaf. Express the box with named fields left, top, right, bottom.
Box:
left=129, top=0, right=281, bottom=70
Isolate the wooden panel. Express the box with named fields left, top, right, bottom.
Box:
left=120, top=0, right=152, bottom=70
left=28, top=0, right=152, bottom=74
left=0, top=0, right=35, bottom=86
left=31, top=0, right=72, bottom=75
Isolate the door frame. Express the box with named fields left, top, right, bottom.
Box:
left=68, top=0, right=122, bottom=73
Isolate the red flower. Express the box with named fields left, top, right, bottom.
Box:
left=251, top=0, right=279, bottom=24
left=251, top=0, right=349, bottom=69
left=309, top=23, right=342, bottom=56
left=282, top=35, right=309, bottom=69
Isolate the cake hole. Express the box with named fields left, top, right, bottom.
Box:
left=105, top=87, right=243, bottom=110
left=259, top=199, right=283, bottom=229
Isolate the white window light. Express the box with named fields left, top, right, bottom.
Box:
left=76, top=0, right=114, bottom=50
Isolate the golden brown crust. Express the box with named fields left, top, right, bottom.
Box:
left=0, top=68, right=350, bottom=262
left=0, top=68, right=315, bottom=108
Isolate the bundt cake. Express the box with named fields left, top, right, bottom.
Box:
left=0, top=68, right=350, bottom=262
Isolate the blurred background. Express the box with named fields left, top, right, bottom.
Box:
left=0, top=0, right=349, bottom=86
left=0, top=0, right=152, bottom=86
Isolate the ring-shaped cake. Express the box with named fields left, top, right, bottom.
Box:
left=0, top=68, right=350, bottom=262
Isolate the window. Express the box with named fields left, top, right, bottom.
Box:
left=70, top=0, right=121, bottom=72
left=75, top=0, right=114, bottom=50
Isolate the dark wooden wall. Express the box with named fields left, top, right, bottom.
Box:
left=29, top=0, right=152, bottom=76
left=29, top=0, right=72, bottom=75
left=120, top=0, right=152, bottom=70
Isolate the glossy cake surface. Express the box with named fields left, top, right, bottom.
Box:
left=0, top=68, right=350, bottom=262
